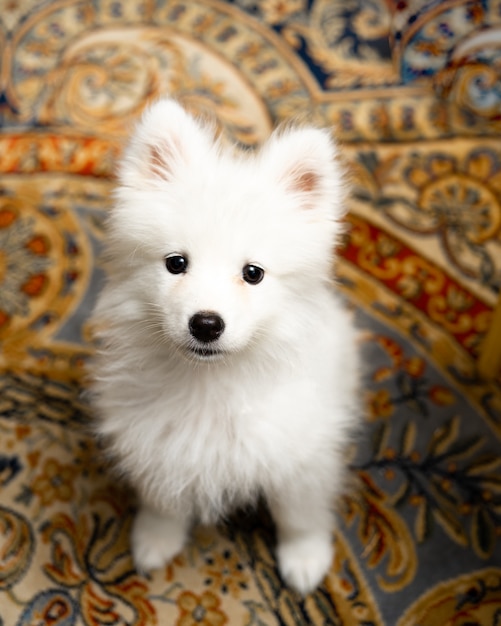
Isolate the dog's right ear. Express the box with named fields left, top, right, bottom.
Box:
left=118, top=99, right=212, bottom=186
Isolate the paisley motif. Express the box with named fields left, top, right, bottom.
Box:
left=349, top=142, right=501, bottom=294
left=16, top=589, right=77, bottom=626
left=0, top=507, right=34, bottom=591
left=0, top=174, right=107, bottom=377
left=397, top=569, right=501, bottom=626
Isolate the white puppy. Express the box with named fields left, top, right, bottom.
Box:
left=90, top=99, right=361, bottom=594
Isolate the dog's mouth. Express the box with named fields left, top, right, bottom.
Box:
left=187, top=345, right=224, bottom=360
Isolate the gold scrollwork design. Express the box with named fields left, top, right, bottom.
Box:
left=0, top=506, right=34, bottom=590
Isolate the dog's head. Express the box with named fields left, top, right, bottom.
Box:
left=103, top=99, right=347, bottom=362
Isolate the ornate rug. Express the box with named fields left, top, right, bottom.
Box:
left=1, top=1, right=500, bottom=624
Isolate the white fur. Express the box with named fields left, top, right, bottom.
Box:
left=89, top=99, right=361, bottom=594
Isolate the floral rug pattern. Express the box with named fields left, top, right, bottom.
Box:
left=1, top=1, right=500, bottom=625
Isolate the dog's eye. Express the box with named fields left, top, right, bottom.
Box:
left=242, top=264, right=264, bottom=285
left=165, top=254, right=188, bottom=274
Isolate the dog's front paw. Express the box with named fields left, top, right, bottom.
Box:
left=277, top=533, right=333, bottom=595
left=131, top=508, right=187, bottom=574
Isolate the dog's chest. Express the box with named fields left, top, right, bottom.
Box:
left=144, top=381, right=290, bottom=501
left=115, top=363, right=324, bottom=517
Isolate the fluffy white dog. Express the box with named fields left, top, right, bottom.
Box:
left=90, top=99, right=361, bottom=594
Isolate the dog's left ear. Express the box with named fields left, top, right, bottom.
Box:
left=264, top=127, right=346, bottom=216
left=118, top=99, right=214, bottom=187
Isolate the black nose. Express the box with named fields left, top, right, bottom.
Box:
left=189, top=312, right=225, bottom=343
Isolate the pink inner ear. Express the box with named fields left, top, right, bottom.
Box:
left=149, top=145, right=168, bottom=179
left=148, top=137, right=183, bottom=181
left=296, top=170, right=318, bottom=193
left=287, top=166, right=319, bottom=197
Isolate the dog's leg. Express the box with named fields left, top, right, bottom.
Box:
left=269, top=486, right=335, bottom=595
left=131, top=505, right=188, bottom=573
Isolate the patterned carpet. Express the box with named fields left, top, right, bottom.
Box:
left=1, top=1, right=501, bottom=624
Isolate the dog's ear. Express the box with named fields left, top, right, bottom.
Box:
left=119, top=99, right=213, bottom=186
left=264, top=127, right=346, bottom=216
